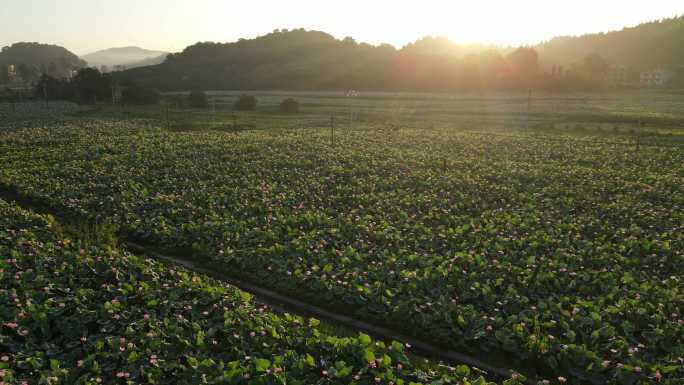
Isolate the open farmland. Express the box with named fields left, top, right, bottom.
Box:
left=0, top=197, right=494, bottom=385
left=1, top=92, right=683, bottom=385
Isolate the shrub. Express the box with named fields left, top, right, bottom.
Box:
left=279, top=98, right=300, bottom=114
left=235, top=94, right=257, bottom=111
left=121, top=85, right=160, bottom=105
left=188, top=89, right=209, bottom=108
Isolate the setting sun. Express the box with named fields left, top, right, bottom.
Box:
left=2, top=0, right=683, bottom=53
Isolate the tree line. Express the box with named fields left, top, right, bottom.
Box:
left=121, top=24, right=684, bottom=92
left=5, top=16, right=684, bottom=97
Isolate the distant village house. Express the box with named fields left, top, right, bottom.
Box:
left=640, top=68, right=674, bottom=86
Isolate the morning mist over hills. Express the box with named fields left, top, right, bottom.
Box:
left=81, top=47, right=169, bottom=70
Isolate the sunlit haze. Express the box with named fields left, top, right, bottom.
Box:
left=2, top=0, right=684, bottom=54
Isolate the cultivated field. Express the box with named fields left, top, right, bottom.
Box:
left=0, top=92, right=683, bottom=385
left=1, top=198, right=484, bottom=385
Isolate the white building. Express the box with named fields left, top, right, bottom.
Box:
left=640, top=68, right=674, bottom=86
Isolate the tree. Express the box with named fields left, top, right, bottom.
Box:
left=35, top=74, right=57, bottom=99
left=188, top=89, right=209, bottom=108
left=47, top=62, right=58, bottom=76
left=34, top=74, right=76, bottom=100
left=582, top=53, right=609, bottom=78
left=72, top=67, right=111, bottom=104
left=18, top=63, right=39, bottom=83
left=506, top=47, right=539, bottom=77
left=0, top=64, right=8, bottom=84
left=569, top=53, right=610, bottom=90
left=234, top=94, right=257, bottom=111
left=279, top=98, right=299, bottom=114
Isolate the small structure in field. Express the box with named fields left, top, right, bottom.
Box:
left=640, top=68, right=674, bottom=87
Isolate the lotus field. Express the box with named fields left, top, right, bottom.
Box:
left=0, top=117, right=682, bottom=385
left=0, top=101, right=81, bottom=126
left=0, top=197, right=499, bottom=385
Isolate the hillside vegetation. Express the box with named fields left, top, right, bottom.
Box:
left=120, top=18, right=684, bottom=92
left=537, top=16, right=684, bottom=70
left=0, top=42, right=86, bottom=83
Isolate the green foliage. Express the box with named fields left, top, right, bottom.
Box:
left=280, top=97, right=300, bottom=114
left=34, top=74, right=76, bottom=100
left=0, top=198, right=494, bottom=384
left=537, top=16, right=684, bottom=72
left=72, top=67, right=111, bottom=104
left=1, top=115, right=683, bottom=384
left=0, top=42, right=86, bottom=80
left=234, top=94, right=257, bottom=111
left=187, top=89, right=209, bottom=108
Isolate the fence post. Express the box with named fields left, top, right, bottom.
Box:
left=330, top=114, right=335, bottom=146
left=635, top=119, right=643, bottom=153
left=635, top=135, right=640, bottom=153
left=526, top=89, right=532, bottom=130
left=212, top=99, right=216, bottom=128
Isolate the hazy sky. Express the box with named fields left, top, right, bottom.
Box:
left=2, top=0, right=683, bottom=55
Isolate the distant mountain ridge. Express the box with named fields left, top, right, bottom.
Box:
left=3, top=16, right=683, bottom=89
left=81, top=46, right=168, bottom=69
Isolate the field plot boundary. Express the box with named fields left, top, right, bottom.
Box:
left=0, top=183, right=538, bottom=384
left=124, top=240, right=537, bottom=384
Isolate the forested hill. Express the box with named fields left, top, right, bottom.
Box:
left=120, top=19, right=684, bottom=92
left=537, top=16, right=684, bottom=70
left=0, top=42, right=86, bottom=81
left=120, top=29, right=512, bottom=92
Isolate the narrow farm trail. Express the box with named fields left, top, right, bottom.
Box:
left=0, top=184, right=541, bottom=385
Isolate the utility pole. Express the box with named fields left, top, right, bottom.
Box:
left=636, top=119, right=643, bottom=153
